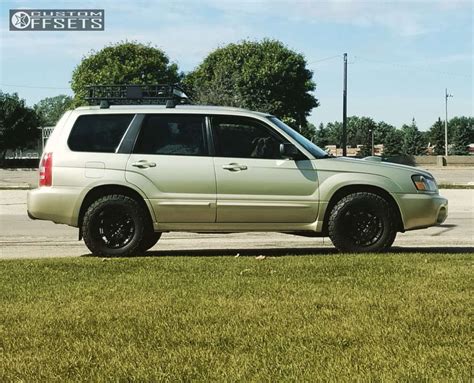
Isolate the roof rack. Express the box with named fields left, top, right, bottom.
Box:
left=85, top=84, right=191, bottom=109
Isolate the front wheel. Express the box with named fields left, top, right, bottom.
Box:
left=138, top=232, right=162, bottom=253
left=328, top=192, right=397, bottom=253
left=82, top=194, right=146, bottom=257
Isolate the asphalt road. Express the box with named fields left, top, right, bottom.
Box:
left=1, top=189, right=472, bottom=259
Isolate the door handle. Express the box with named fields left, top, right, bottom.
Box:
left=222, top=163, right=248, bottom=171
left=132, top=160, right=156, bottom=169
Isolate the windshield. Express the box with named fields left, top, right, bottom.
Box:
left=267, top=116, right=329, bottom=158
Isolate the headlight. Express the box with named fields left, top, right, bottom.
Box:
left=411, top=174, right=437, bottom=192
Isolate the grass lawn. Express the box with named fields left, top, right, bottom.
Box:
left=0, top=253, right=472, bottom=381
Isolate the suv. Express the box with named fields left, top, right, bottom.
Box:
left=27, top=85, right=448, bottom=256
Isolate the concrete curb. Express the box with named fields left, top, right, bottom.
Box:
left=0, top=185, right=32, bottom=190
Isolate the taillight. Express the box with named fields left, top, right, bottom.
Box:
left=39, top=152, right=53, bottom=187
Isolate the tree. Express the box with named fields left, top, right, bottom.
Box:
left=0, top=91, right=40, bottom=159
left=350, top=117, right=376, bottom=148
left=375, top=121, right=397, bottom=145
left=71, top=41, right=181, bottom=105
left=324, top=116, right=376, bottom=149
left=429, top=118, right=445, bottom=155
left=184, top=39, right=318, bottom=127
left=325, top=121, right=342, bottom=147
left=358, top=144, right=372, bottom=157
left=401, top=118, right=425, bottom=155
left=313, top=123, right=329, bottom=148
left=449, top=116, right=473, bottom=155
left=300, top=122, right=317, bottom=141
left=382, top=129, right=404, bottom=157
left=35, top=95, right=73, bottom=126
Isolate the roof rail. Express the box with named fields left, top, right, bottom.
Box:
left=85, top=84, right=191, bottom=109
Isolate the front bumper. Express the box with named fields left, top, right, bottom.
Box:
left=395, top=192, right=448, bottom=231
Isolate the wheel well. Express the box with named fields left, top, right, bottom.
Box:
left=321, top=185, right=404, bottom=234
left=78, top=185, right=153, bottom=231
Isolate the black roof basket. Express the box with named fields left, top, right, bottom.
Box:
left=85, top=84, right=191, bottom=109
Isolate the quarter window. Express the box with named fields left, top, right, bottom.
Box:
left=68, top=114, right=134, bottom=152
left=133, top=115, right=207, bottom=156
left=212, top=116, right=286, bottom=159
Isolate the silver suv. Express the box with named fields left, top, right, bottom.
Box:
left=27, top=85, right=448, bottom=256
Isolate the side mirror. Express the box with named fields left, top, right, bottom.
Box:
left=279, top=143, right=301, bottom=160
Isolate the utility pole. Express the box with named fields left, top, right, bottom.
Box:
left=342, top=53, right=348, bottom=156
left=445, top=88, right=453, bottom=157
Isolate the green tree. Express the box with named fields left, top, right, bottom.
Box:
left=401, top=118, right=425, bottom=155
left=324, top=117, right=376, bottom=149
left=347, top=116, right=377, bottom=148
left=375, top=121, right=397, bottom=145
left=300, top=122, right=317, bottom=141
left=0, top=91, right=40, bottom=159
left=382, top=129, right=404, bottom=157
left=35, top=95, right=73, bottom=126
left=429, top=118, right=445, bottom=155
left=358, top=144, right=372, bottom=157
left=184, top=39, right=318, bottom=127
left=449, top=116, right=473, bottom=155
left=325, top=121, right=342, bottom=147
left=71, top=41, right=180, bottom=105
left=313, top=122, right=329, bottom=148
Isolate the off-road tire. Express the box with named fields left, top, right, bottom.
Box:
left=82, top=194, right=146, bottom=257
left=137, top=232, right=162, bottom=253
left=328, top=192, right=397, bottom=253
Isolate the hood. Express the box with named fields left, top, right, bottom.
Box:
left=318, top=156, right=433, bottom=179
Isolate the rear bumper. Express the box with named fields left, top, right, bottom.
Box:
left=27, top=187, right=81, bottom=226
left=395, top=192, right=448, bottom=231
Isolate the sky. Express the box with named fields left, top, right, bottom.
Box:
left=0, top=0, right=472, bottom=130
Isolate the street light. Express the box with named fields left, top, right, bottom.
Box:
left=445, top=88, right=453, bottom=157
left=369, top=129, right=374, bottom=156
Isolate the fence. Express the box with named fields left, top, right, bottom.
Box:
left=41, top=126, right=55, bottom=153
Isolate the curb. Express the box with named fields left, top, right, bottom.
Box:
left=0, top=185, right=33, bottom=190
left=437, top=184, right=474, bottom=190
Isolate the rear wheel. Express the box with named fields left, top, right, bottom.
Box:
left=328, top=192, right=397, bottom=253
left=82, top=194, right=146, bottom=257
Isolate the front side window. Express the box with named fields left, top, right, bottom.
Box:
left=211, top=116, right=287, bottom=159
left=268, top=116, right=329, bottom=158
left=133, top=115, right=207, bottom=156
left=68, top=114, right=134, bottom=152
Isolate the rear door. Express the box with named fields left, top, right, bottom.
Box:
left=211, top=115, right=319, bottom=223
left=125, top=114, right=216, bottom=223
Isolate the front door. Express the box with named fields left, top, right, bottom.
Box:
left=211, top=116, right=319, bottom=223
left=125, top=114, right=216, bottom=223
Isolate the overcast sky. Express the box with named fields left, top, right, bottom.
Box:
left=1, top=0, right=472, bottom=130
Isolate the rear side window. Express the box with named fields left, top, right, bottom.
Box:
left=133, top=115, right=207, bottom=156
left=68, top=114, right=134, bottom=152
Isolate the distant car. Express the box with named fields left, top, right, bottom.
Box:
left=27, top=85, right=448, bottom=256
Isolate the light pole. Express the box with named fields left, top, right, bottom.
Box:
left=342, top=53, right=348, bottom=156
left=445, top=88, right=453, bottom=156
left=369, top=129, right=374, bottom=156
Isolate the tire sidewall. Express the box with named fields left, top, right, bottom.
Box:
left=329, top=193, right=396, bottom=253
left=83, top=195, right=145, bottom=257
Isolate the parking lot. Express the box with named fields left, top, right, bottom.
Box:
left=1, top=188, right=472, bottom=259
